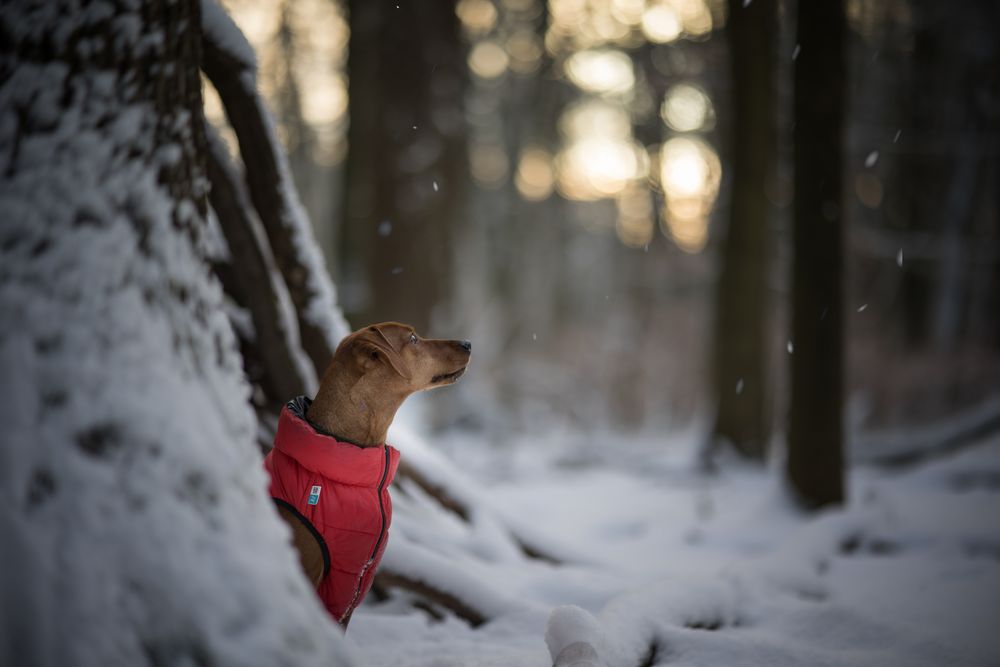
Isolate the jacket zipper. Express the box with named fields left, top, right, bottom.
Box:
left=343, top=446, right=391, bottom=620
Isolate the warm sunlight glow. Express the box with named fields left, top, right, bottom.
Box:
left=610, top=0, right=645, bottom=26
left=456, top=0, right=498, bottom=36
left=223, top=0, right=349, bottom=165
left=555, top=99, right=647, bottom=201
left=559, top=99, right=632, bottom=141
left=469, top=40, right=510, bottom=79
left=641, top=5, right=682, bottom=43
left=470, top=142, right=509, bottom=188
left=616, top=181, right=655, bottom=247
left=669, top=0, right=713, bottom=37
left=660, top=83, right=714, bottom=132
left=516, top=148, right=556, bottom=201
left=565, top=49, right=635, bottom=95
left=658, top=137, right=721, bottom=253
left=506, top=30, right=544, bottom=74
left=557, top=138, right=647, bottom=201
left=661, top=140, right=708, bottom=198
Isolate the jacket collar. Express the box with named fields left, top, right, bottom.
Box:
left=274, top=396, right=400, bottom=487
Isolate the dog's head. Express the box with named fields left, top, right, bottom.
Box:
left=339, top=322, right=471, bottom=396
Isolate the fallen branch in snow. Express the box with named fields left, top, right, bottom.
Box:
left=395, top=460, right=470, bottom=521
left=373, top=533, right=541, bottom=627
left=204, top=124, right=316, bottom=404
left=200, top=2, right=348, bottom=375
left=853, top=393, right=1000, bottom=468
left=374, top=571, right=488, bottom=628
left=392, top=434, right=570, bottom=565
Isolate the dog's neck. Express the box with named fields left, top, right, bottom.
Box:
left=306, top=364, right=407, bottom=447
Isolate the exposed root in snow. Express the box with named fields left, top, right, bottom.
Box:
left=204, top=123, right=316, bottom=404
left=396, top=461, right=470, bottom=521
left=375, top=571, right=488, bottom=627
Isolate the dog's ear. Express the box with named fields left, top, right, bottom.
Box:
left=354, top=330, right=411, bottom=380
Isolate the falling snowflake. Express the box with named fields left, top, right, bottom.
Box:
left=787, top=341, right=794, bottom=354
left=378, top=220, right=392, bottom=237
left=857, top=304, right=868, bottom=312
left=736, top=378, right=744, bottom=395
left=433, top=181, right=439, bottom=192
left=893, top=129, right=902, bottom=143
left=865, top=150, right=879, bottom=168
left=897, top=249, right=903, bottom=267
left=792, top=44, right=801, bottom=60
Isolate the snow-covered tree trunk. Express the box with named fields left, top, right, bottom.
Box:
left=0, top=1, right=352, bottom=664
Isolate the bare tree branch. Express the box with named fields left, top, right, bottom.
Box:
left=394, top=459, right=566, bottom=565
left=200, top=4, right=348, bottom=375
left=374, top=571, right=488, bottom=627
left=204, top=124, right=317, bottom=403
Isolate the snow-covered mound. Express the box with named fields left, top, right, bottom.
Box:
left=0, top=1, right=351, bottom=664
left=349, top=429, right=1000, bottom=666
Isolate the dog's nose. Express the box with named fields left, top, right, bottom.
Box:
left=459, top=340, right=472, bottom=352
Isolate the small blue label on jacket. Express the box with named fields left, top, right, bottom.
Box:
left=307, top=485, right=321, bottom=505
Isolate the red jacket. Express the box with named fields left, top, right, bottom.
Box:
left=264, top=397, right=400, bottom=624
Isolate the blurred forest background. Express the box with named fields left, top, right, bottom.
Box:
left=205, top=0, right=1000, bottom=451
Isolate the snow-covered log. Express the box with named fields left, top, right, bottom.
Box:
left=0, top=1, right=352, bottom=664
left=200, top=0, right=349, bottom=375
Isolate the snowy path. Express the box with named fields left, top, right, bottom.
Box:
left=347, top=433, right=1000, bottom=666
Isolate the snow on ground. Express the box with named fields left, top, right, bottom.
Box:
left=348, top=427, right=1000, bottom=666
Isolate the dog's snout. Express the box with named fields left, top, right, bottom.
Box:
left=459, top=340, right=472, bottom=352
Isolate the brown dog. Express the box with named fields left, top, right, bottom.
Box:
left=273, top=322, right=471, bottom=599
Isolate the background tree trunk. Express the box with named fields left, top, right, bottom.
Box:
left=787, top=0, right=847, bottom=508
left=709, top=0, right=777, bottom=461
left=338, top=0, right=467, bottom=334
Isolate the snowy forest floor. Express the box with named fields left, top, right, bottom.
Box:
left=345, top=425, right=1000, bottom=666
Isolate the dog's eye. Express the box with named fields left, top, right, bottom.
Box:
left=409, top=333, right=418, bottom=344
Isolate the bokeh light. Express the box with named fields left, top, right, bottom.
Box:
left=660, top=83, right=714, bottom=132
left=506, top=30, right=544, bottom=74
left=556, top=99, right=648, bottom=201
left=641, top=5, right=682, bottom=43
left=670, top=0, right=713, bottom=37
left=565, top=49, right=635, bottom=95
left=658, top=136, right=721, bottom=252
left=219, top=0, right=349, bottom=165
left=456, top=0, right=499, bottom=36
left=516, top=148, right=556, bottom=201
left=470, top=142, right=510, bottom=188
left=616, top=181, right=656, bottom=247
left=469, top=40, right=510, bottom=79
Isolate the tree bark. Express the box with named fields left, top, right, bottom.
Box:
left=206, top=130, right=316, bottom=413
left=787, top=0, right=847, bottom=508
left=709, top=0, right=777, bottom=461
left=204, top=125, right=317, bottom=405
left=339, top=0, right=467, bottom=333
left=0, top=1, right=351, bottom=662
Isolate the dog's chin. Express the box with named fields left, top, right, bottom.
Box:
left=431, top=366, right=466, bottom=386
